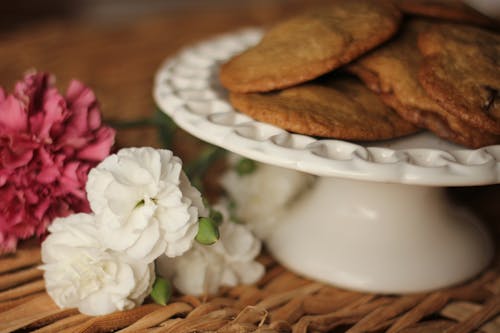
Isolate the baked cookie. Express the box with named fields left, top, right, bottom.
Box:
left=394, top=0, right=498, bottom=28
left=418, top=24, right=500, bottom=134
left=229, top=76, right=418, bottom=141
left=220, top=0, right=401, bottom=93
left=348, top=20, right=499, bottom=148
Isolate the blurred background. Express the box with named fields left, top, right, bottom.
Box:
left=0, top=0, right=331, bottom=149
left=1, top=0, right=335, bottom=30
left=2, top=0, right=499, bottom=31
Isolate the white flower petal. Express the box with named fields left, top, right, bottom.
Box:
left=221, top=156, right=315, bottom=239
left=172, top=250, right=210, bottom=296
left=159, top=246, right=224, bottom=296
left=87, top=162, right=116, bottom=215
left=220, top=268, right=238, bottom=287
left=41, top=213, right=154, bottom=316
left=230, top=261, right=265, bottom=285
left=118, top=147, right=164, bottom=183
left=159, top=153, right=182, bottom=184
left=105, top=181, right=144, bottom=217
left=88, top=147, right=202, bottom=262
left=129, top=262, right=155, bottom=302
left=122, top=220, right=166, bottom=262
left=78, top=291, right=119, bottom=316
left=180, top=173, right=208, bottom=216
left=157, top=213, right=263, bottom=296
left=98, top=221, right=141, bottom=252
left=164, top=222, right=198, bottom=257
left=216, top=222, right=261, bottom=263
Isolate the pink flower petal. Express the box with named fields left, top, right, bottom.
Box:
left=1, top=146, right=34, bottom=169
left=36, top=89, right=67, bottom=139
left=66, top=80, right=96, bottom=108
left=14, top=72, right=50, bottom=110
left=0, top=71, right=115, bottom=252
left=88, top=106, right=102, bottom=130
left=77, top=127, right=115, bottom=161
left=0, top=95, right=28, bottom=132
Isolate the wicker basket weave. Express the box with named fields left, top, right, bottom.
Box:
left=1, top=240, right=500, bottom=332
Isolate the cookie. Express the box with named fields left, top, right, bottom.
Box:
left=348, top=20, right=499, bottom=148
left=394, top=0, right=498, bottom=28
left=229, top=76, right=418, bottom=141
left=418, top=24, right=500, bottom=135
left=220, top=0, right=401, bottom=93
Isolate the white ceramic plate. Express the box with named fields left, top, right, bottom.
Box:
left=154, top=28, right=500, bottom=186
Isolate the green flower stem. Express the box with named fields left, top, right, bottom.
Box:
left=105, top=117, right=157, bottom=129
left=154, top=109, right=177, bottom=149
left=150, top=277, right=172, bottom=306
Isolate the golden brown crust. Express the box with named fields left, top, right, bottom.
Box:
left=348, top=20, right=500, bottom=148
left=418, top=24, right=500, bottom=135
left=229, top=76, right=418, bottom=141
left=220, top=0, right=402, bottom=93
left=380, top=93, right=500, bottom=148
left=394, top=0, right=498, bottom=28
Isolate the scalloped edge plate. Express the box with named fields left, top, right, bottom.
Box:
left=154, top=28, right=500, bottom=186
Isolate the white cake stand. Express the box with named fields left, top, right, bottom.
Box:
left=154, top=29, right=500, bottom=294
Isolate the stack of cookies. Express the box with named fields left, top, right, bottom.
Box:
left=219, top=0, right=499, bottom=148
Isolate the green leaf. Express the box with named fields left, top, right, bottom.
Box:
left=150, top=277, right=172, bottom=306
left=196, top=217, right=220, bottom=245
left=235, top=158, right=257, bottom=176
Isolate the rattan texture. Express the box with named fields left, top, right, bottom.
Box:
left=1, top=240, right=500, bottom=333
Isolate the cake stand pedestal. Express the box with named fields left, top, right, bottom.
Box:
left=266, top=177, right=491, bottom=293
left=154, top=29, right=499, bottom=293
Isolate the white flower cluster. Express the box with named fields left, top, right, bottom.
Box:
left=41, top=214, right=155, bottom=315
left=156, top=204, right=264, bottom=296
left=221, top=154, right=316, bottom=240
left=41, top=147, right=264, bottom=316
left=86, top=148, right=206, bottom=261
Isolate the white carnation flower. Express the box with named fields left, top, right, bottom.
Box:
left=156, top=204, right=264, bottom=296
left=221, top=154, right=315, bottom=239
left=213, top=214, right=264, bottom=286
left=156, top=244, right=224, bottom=296
left=40, top=214, right=154, bottom=316
left=86, top=147, right=207, bottom=262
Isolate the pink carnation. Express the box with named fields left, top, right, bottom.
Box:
left=0, top=72, right=115, bottom=252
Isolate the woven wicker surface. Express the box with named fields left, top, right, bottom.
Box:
left=1, top=2, right=500, bottom=332
left=1, top=233, right=500, bottom=333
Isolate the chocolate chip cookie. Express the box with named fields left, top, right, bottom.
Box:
left=229, top=76, right=418, bottom=140
left=349, top=20, right=499, bottom=148
left=220, top=0, right=401, bottom=93
left=418, top=23, right=500, bottom=135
